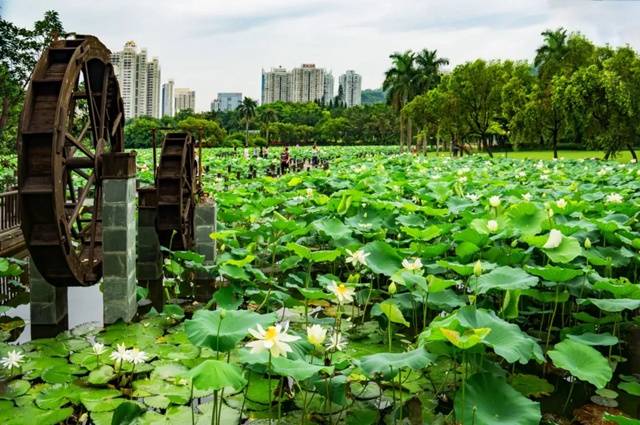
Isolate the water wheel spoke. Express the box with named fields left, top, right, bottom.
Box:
left=65, top=131, right=95, bottom=161
left=66, top=172, right=95, bottom=230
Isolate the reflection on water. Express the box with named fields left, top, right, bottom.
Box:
left=7, top=284, right=104, bottom=344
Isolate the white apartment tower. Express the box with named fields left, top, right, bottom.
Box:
left=262, top=67, right=290, bottom=104
left=290, top=64, right=325, bottom=103
left=147, top=57, right=161, bottom=118
left=174, top=88, right=196, bottom=114
left=339, top=70, right=362, bottom=107
left=323, top=72, right=334, bottom=105
left=162, top=79, right=174, bottom=117
left=111, top=41, right=161, bottom=119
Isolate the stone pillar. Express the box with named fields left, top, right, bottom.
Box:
left=193, top=200, right=217, bottom=301
left=136, top=191, right=164, bottom=310
left=29, top=258, right=68, bottom=325
left=101, top=152, right=138, bottom=324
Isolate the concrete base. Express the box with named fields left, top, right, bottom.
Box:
left=193, top=201, right=217, bottom=302
left=29, top=258, right=68, bottom=325
left=137, top=207, right=164, bottom=310
left=102, top=177, right=137, bottom=324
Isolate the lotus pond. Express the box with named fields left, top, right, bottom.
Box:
left=2, top=147, right=640, bottom=425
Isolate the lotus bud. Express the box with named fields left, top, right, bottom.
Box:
left=511, top=239, right=518, bottom=248
left=584, top=238, right=592, bottom=249
left=473, top=260, right=482, bottom=277
left=220, top=309, right=227, bottom=319
left=389, top=282, right=397, bottom=295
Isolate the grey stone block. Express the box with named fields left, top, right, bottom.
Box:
left=195, top=227, right=214, bottom=245
left=137, top=262, right=163, bottom=280
left=138, top=209, right=157, bottom=227
left=195, top=244, right=215, bottom=261
left=103, top=228, right=131, bottom=252
left=103, top=204, right=127, bottom=228
left=195, top=204, right=216, bottom=226
left=103, top=180, right=130, bottom=203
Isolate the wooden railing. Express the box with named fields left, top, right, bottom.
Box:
left=0, top=190, right=20, bottom=231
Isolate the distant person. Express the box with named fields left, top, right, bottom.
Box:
left=280, top=147, right=290, bottom=174
left=453, top=141, right=460, bottom=157
left=312, top=145, right=319, bottom=167
left=233, top=146, right=238, bottom=156
left=253, top=147, right=258, bottom=158
left=260, top=147, right=264, bottom=158
left=264, top=146, right=269, bottom=159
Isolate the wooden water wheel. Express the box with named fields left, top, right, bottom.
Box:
left=17, top=35, right=125, bottom=287
left=155, top=132, right=195, bottom=251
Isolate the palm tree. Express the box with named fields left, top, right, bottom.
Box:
left=414, top=49, right=449, bottom=94
left=382, top=50, right=417, bottom=152
left=534, top=28, right=569, bottom=80
left=259, top=108, right=278, bottom=145
left=236, top=97, right=258, bottom=148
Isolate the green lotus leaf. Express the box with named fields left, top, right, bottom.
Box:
left=507, top=202, right=548, bottom=237
left=378, top=300, right=410, bottom=327
left=476, top=266, right=539, bottom=294
left=286, top=242, right=311, bottom=259
left=356, top=347, right=438, bottom=380
left=195, top=401, right=242, bottom=424
left=95, top=322, right=163, bottom=347
left=566, top=332, right=618, bottom=346
left=88, top=365, right=116, bottom=385
left=218, top=264, right=250, bottom=280
left=593, top=280, right=640, bottom=298
left=510, top=374, right=554, bottom=398
left=548, top=339, right=612, bottom=388
left=0, top=404, right=74, bottom=425
left=441, top=327, right=491, bottom=349
left=0, top=379, right=30, bottom=400
left=542, top=235, right=582, bottom=263
left=314, top=375, right=350, bottom=406
left=132, top=379, right=190, bottom=403
left=455, top=241, right=480, bottom=258
left=436, top=260, right=496, bottom=277
left=454, top=228, right=490, bottom=248
left=313, top=217, right=356, bottom=247
left=270, top=356, right=334, bottom=381
left=584, top=298, right=640, bottom=313
left=454, top=373, right=541, bottom=425
left=111, top=401, right=143, bottom=425
left=223, top=254, right=254, bottom=267
left=185, top=309, right=276, bottom=352
left=401, top=225, right=442, bottom=241
left=603, top=413, right=640, bottom=425
left=41, top=364, right=85, bottom=384
left=524, top=265, right=584, bottom=282
left=138, top=405, right=193, bottom=425
left=35, top=383, right=82, bottom=410
left=360, top=241, right=403, bottom=276
left=212, top=286, right=243, bottom=310
left=144, top=395, right=171, bottom=409
left=150, top=362, right=190, bottom=381
left=618, top=382, right=640, bottom=396
left=80, top=388, right=125, bottom=412
left=180, top=359, right=246, bottom=392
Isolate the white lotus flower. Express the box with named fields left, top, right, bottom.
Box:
left=489, top=196, right=500, bottom=207
left=630, top=159, right=637, bottom=164
left=345, top=249, right=370, bottom=267
left=247, top=323, right=301, bottom=358
left=487, top=220, right=499, bottom=233
left=306, top=325, right=327, bottom=346
left=0, top=350, right=25, bottom=369
left=543, top=229, right=563, bottom=249
left=402, top=258, right=423, bottom=271
left=540, top=175, right=549, bottom=180
left=126, top=348, right=149, bottom=365
left=327, top=281, right=356, bottom=304
left=605, top=193, right=623, bottom=204
left=92, top=343, right=106, bottom=355
left=522, top=193, right=532, bottom=202
left=109, top=343, right=131, bottom=364
left=328, top=333, right=345, bottom=352
left=556, top=199, right=567, bottom=209
left=458, top=176, right=467, bottom=184
left=306, top=188, right=313, bottom=198
left=465, top=193, right=479, bottom=202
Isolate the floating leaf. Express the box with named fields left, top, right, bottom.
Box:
left=510, top=374, right=554, bottom=398
left=356, top=347, right=437, bottom=380
left=180, top=359, right=246, bottom=391
left=566, top=332, right=618, bottom=346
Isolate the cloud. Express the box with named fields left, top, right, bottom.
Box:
left=3, top=0, right=640, bottom=112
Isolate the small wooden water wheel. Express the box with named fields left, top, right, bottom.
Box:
left=155, top=132, right=196, bottom=251
left=17, top=35, right=125, bottom=287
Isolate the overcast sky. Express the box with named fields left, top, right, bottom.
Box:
left=3, top=0, right=640, bottom=112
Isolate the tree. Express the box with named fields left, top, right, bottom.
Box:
left=414, top=49, right=449, bottom=94
left=0, top=10, right=64, bottom=152
left=177, top=116, right=227, bottom=147
left=534, top=27, right=569, bottom=81
left=382, top=50, right=417, bottom=152
left=258, top=108, right=278, bottom=145
left=236, top=97, right=257, bottom=148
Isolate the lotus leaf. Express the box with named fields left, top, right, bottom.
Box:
left=548, top=339, right=612, bottom=388
left=356, top=347, right=438, bottom=380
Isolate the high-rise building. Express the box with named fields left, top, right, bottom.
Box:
left=213, top=93, right=242, bottom=111
left=323, top=72, right=334, bottom=105
left=162, top=79, right=174, bottom=117
left=147, top=57, right=161, bottom=118
left=262, top=67, right=290, bottom=104
left=339, top=70, right=362, bottom=107
left=174, top=88, right=196, bottom=114
left=111, top=41, right=161, bottom=119
left=290, top=64, right=325, bottom=103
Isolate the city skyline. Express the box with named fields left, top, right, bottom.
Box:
left=4, top=0, right=640, bottom=112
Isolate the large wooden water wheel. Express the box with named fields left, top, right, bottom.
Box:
left=155, top=132, right=195, bottom=251
left=17, top=35, right=125, bottom=287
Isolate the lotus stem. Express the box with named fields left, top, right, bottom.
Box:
left=562, top=379, right=575, bottom=414
left=268, top=352, right=273, bottom=425
left=544, top=284, right=561, bottom=376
